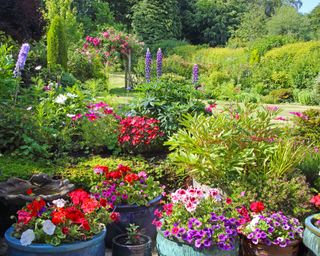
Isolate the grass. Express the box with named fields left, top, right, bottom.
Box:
left=107, top=73, right=320, bottom=119
left=0, top=155, right=56, bottom=182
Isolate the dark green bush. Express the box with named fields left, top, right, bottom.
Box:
left=298, top=151, right=320, bottom=191
left=267, top=88, right=293, bottom=103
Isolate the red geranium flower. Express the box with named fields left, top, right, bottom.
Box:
left=62, top=227, right=69, bottom=235
left=26, top=188, right=33, bottom=195
left=226, top=198, right=232, bottom=205
left=51, top=209, right=66, bottom=225
left=81, top=198, right=100, bottom=214
left=79, top=218, right=90, bottom=231
left=110, top=212, right=120, bottom=222
left=124, top=173, right=139, bottom=183
left=310, top=194, right=320, bottom=208
left=17, top=210, right=33, bottom=225
left=69, top=189, right=90, bottom=206
left=250, top=201, right=265, bottom=213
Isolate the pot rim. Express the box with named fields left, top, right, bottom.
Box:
left=114, top=195, right=162, bottom=210
left=5, top=226, right=106, bottom=253
left=242, top=235, right=301, bottom=247
left=112, top=233, right=151, bottom=247
left=305, top=214, right=320, bottom=237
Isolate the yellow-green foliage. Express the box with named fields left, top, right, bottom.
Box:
left=47, top=16, right=68, bottom=70
left=59, top=156, right=150, bottom=189
left=257, top=41, right=320, bottom=89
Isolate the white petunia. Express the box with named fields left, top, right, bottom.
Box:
left=66, top=114, right=75, bottom=118
left=52, top=198, right=66, bottom=208
left=66, top=93, right=77, bottom=99
left=20, top=229, right=35, bottom=246
left=42, top=220, right=56, bottom=236
left=35, top=65, right=42, bottom=70
left=55, top=94, right=67, bottom=104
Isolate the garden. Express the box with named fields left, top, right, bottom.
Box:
left=0, top=0, right=320, bottom=255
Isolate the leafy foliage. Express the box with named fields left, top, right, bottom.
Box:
left=132, top=0, right=181, bottom=46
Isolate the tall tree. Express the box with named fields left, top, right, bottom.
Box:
left=132, top=0, right=181, bottom=46
left=309, top=4, right=320, bottom=40
left=190, top=0, right=248, bottom=46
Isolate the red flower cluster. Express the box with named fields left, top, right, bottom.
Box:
left=118, top=116, right=164, bottom=147
left=105, top=164, right=131, bottom=180
left=310, top=194, right=320, bottom=208
left=124, top=173, right=139, bottom=184
left=250, top=201, right=265, bottom=213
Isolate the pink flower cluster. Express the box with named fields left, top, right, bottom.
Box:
left=289, top=111, right=308, bottom=120
left=171, top=187, right=222, bottom=213
left=205, top=103, right=217, bottom=113
left=70, top=102, right=121, bottom=122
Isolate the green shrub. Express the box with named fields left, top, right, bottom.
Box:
left=130, top=79, right=206, bottom=137
left=293, top=89, right=318, bottom=106
left=47, top=16, right=68, bottom=70
left=151, top=39, right=189, bottom=55
left=298, top=151, right=320, bottom=190
left=166, top=104, right=305, bottom=190
left=267, top=88, right=293, bottom=103
left=231, top=174, right=313, bottom=221
left=80, top=114, right=120, bottom=152
left=0, top=156, right=56, bottom=182
left=292, top=109, right=320, bottom=147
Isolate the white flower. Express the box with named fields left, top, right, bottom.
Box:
left=35, top=65, right=42, bottom=71
left=42, top=220, right=56, bottom=236
left=52, top=198, right=66, bottom=208
left=66, top=114, right=75, bottom=118
left=248, top=216, right=260, bottom=231
left=55, top=94, right=67, bottom=104
left=20, top=229, right=35, bottom=246
left=66, top=93, right=77, bottom=99
left=26, top=106, right=32, bottom=111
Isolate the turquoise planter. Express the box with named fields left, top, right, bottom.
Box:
left=303, top=214, right=320, bottom=256
left=156, top=230, right=239, bottom=256
left=5, top=226, right=106, bottom=256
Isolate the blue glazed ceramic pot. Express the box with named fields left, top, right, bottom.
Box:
left=303, top=214, right=320, bottom=256
left=156, top=230, right=239, bottom=256
left=5, top=226, right=106, bottom=256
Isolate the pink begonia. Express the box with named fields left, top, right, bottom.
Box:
left=274, top=116, right=287, bottom=121
left=85, top=113, right=98, bottom=122
left=266, top=105, right=279, bottom=112
left=72, top=113, right=83, bottom=121
left=289, top=111, right=308, bottom=120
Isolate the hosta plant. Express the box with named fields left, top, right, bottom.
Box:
left=12, top=189, right=119, bottom=246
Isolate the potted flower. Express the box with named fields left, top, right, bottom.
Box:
left=239, top=211, right=303, bottom=256
left=112, top=224, right=152, bottom=256
left=154, top=187, right=240, bottom=256
left=5, top=189, right=119, bottom=256
left=303, top=194, right=320, bottom=256
left=90, top=164, right=164, bottom=246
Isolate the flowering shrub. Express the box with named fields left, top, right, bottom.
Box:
left=240, top=212, right=303, bottom=247
left=83, top=28, right=142, bottom=66
left=90, top=164, right=164, bottom=206
left=153, top=187, right=240, bottom=251
left=12, top=189, right=118, bottom=246
left=118, top=116, right=164, bottom=153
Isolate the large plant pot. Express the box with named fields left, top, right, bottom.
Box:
left=241, top=237, right=300, bottom=256
left=5, top=226, right=106, bottom=256
left=156, top=230, right=239, bottom=256
left=0, top=174, right=74, bottom=236
left=112, top=233, right=152, bottom=256
left=303, top=214, right=320, bottom=256
left=105, top=195, right=162, bottom=247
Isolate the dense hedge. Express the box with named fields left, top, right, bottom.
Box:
left=160, top=40, right=320, bottom=104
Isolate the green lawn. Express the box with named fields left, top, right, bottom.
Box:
left=108, top=73, right=320, bottom=119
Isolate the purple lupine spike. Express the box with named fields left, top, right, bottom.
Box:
left=145, top=48, right=152, bottom=83
left=156, top=48, right=163, bottom=79
left=14, top=43, right=30, bottom=77
left=192, top=64, right=199, bottom=84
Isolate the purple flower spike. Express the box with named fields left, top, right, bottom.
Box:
left=14, top=43, right=30, bottom=77
left=156, top=48, right=163, bottom=79
left=192, top=64, right=199, bottom=84
left=145, top=48, right=152, bottom=83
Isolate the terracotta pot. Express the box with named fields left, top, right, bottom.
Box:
left=241, top=237, right=301, bottom=256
